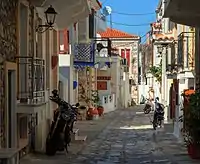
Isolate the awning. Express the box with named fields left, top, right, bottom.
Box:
left=164, top=0, right=200, bottom=27
left=33, top=0, right=91, bottom=29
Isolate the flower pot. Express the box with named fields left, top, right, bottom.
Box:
left=187, top=143, right=200, bottom=159
left=97, top=106, right=104, bottom=116
left=87, top=108, right=94, bottom=120
left=92, top=108, right=99, bottom=120
left=78, top=106, right=87, bottom=120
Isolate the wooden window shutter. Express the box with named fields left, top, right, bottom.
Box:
left=126, top=49, right=131, bottom=66
left=121, top=49, right=125, bottom=58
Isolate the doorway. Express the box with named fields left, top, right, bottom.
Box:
left=5, top=62, right=17, bottom=148
left=7, top=70, right=17, bottom=148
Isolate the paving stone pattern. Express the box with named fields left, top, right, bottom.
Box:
left=20, top=106, right=199, bottom=164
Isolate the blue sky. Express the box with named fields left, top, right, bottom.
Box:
left=102, top=0, right=159, bottom=38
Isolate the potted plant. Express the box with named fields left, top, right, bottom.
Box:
left=91, top=90, right=104, bottom=116
left=97, top=105, right=104, bottom=116
left=181, top=91, right=200, bottom=159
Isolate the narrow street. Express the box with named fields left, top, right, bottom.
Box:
left=21, top=106, right=198, bottom=164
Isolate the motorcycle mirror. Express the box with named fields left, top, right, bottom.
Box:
left=52, top=89, right=58, bottom=96
left=75, top=103, right=80, bottom=107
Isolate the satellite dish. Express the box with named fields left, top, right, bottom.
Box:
left=103, top=6, right=112, bottom=16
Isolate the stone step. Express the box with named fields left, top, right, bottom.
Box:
left=71, top=128, right=79, bottom=141
left=74, top=135, right=87, bottom=142
left=73, top=128, right=79, bottom=135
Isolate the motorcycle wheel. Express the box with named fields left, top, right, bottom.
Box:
left=153, top=123, right=157, bottom=130
left=158, top=120, right=163, bottom=127
left=45, top=135, right=57, bottom=156
left=57, top=133, right=65, bottom=151
left=152, top=120, right=157, bottom=130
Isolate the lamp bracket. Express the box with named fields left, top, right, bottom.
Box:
left=36, top=24, right=53, bottom=33
left=96, top=43, right=108, bottom=52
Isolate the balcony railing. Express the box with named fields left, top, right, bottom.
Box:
left=16, top=56, right=45, bottom=104
left=177, top=32, right=195, bottom=71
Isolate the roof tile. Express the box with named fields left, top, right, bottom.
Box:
left=98, top=28, right=138, bottom=38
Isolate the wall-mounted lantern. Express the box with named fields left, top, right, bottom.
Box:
left=36, top=5, right=57, bottom=33
left=96, top=39, right=112, bottom=56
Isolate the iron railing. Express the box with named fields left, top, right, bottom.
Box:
left=177, top=32, right=195, bottom=70
left=16, top=56, right=45, bottom=104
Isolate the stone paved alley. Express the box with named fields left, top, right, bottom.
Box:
left=21, top=106, right=199, bottom=164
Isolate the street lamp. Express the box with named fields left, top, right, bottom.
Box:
left=96, top=39, right=112, bottom=56
left=36, top=5, right=57, bottom=33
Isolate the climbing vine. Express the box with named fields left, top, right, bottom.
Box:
left=148, top=62, right=162, bottom=83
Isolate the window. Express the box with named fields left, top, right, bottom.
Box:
left=120, top=49, right=130, bottom=67
left=46, top=30, right=50, bottom=89
left=36, top=18, right=43, bottom=58
left=97, top=81, right=107, bottom=90
left=17, top=10, right=45, bottom=104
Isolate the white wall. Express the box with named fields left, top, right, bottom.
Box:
left=138, top=85, right=150, bottom=101
left=174, top=78, right=186, bottom=138
left=110, top=56, right=122, bottom=108
left=122, top=72, right=131, bottom=108
left=101, top=94, right=116, bottom=113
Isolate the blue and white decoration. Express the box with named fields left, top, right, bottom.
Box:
left=74, top=42, right=95, bottom=70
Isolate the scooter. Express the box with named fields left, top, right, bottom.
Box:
left=45, top=90, right=79, bottom=156
left=152, top=109, right=164, bottom=130
left=143, top=99, right=153, bottom=114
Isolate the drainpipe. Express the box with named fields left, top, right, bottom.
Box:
left=195, top=28, right=200, bottom=92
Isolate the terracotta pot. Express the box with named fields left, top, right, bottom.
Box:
left=87, top=108, right=93, bottom=120
left=97, top=106, right=104, bottom=116
left=87, top=108, right=93, bottom=116
left=187, top=143, right=200, bottom=159
left=92, top=108, right=99, bottom=115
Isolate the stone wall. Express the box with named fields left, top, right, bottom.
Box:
left=0, top=0, right=18, bottom=148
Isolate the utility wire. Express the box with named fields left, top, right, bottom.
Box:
left=94, top=14, right=151, bottom=27
left=112, top=11, right=155, bottom=16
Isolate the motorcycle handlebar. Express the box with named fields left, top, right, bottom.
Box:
left=49, top=95, right=80, bottom=114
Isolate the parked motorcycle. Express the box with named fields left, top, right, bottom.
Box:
left=143, top=99, right=153, bottom=114
left=45, top=90, right=80, bottom=156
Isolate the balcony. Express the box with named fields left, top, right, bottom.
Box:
left=16, top=56, right=45, bottom=113
left=177, top=32, right=195, bottom=72
left=164, top=0, right=200, bottom=27
left=95, top=11, right=107, bottom=32
left=32, top=0, right=91, bottom=29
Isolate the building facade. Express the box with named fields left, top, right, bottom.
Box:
left=140, top=0, right=196, bottom=138
left=98, top=28, right=140, bottom=106
left=162, top=0, right=196, bottom=139
left=0, top=0, right=93, bottom=162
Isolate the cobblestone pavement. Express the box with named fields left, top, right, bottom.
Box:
left=21, top=106, right=199, bottom=164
